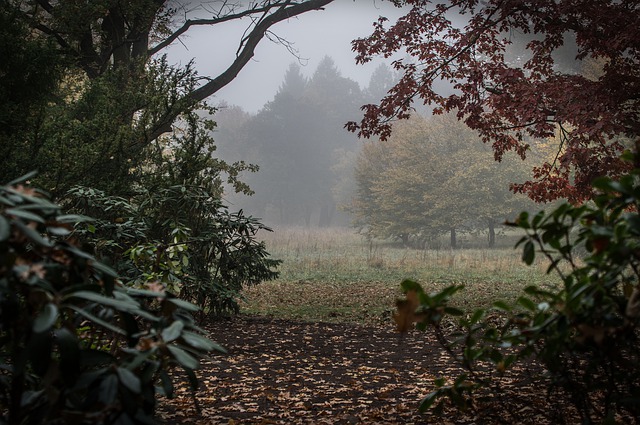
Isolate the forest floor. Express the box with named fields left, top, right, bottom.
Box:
left=157, top=315, right=569, bottom=425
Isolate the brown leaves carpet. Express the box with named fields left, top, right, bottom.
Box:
left=157, top=316, right=558, bottom=424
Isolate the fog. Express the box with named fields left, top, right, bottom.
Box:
left=162, top=1, right=546, bottom=235
left=166, top=0, right=406, bottom=112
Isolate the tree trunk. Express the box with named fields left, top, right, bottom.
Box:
left=318, top=200, right=336, bottom=227
left=304, top=205, right=312, bottom=227
left=319, top=204, right=330, bottom=227
left=450, top=228, right=457, bottom=249
left=277, top=199, right=285, bottom=225
left=488, top=219, right=496, bottom=248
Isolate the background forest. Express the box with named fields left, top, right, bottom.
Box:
left=213, top=58, right=544, bottom=249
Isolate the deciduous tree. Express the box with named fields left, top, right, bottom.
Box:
left=353, top=113, right=535, bottom=247
left=347, top=0, right=640, bottom=203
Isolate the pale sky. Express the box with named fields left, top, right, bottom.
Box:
left=166, top=0, right=407, bottom=112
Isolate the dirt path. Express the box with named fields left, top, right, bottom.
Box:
left=157, top=316, right=553, bottom=424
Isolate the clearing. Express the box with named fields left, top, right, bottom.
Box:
left=158, top=316, right=560, bottom=424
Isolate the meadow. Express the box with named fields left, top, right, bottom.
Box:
left=240, top=226, right=561, bottom=325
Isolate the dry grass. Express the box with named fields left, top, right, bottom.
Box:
left=240, top=226, right=560, bottom=325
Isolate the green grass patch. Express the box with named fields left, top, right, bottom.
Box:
left=240, top=227, right=560, bottom=325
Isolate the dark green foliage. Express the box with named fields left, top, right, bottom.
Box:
left=63, top=107, right=279, bottom=318
left=397, top=150, right=640, bottom=423
left=66, top=183, right=280, bottom=319
left=0, top=4, right=64, bottom=180
left=0, top=176, right=223, bottom=424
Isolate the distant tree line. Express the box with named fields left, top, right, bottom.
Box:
left=213, top=58, right=397, bottom=227
left=351, top=113, right=544, bottom=248
left=213, top=59, right=545, bottom=246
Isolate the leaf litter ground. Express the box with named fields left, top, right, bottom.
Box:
left=157, top=315, right=565, bottom=424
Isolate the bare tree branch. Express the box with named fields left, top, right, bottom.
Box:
left=148, top=0, right=294, bottom=56
left=35, top=0, right=53, bottom=14
left=147, top=0, right=334, bottom=140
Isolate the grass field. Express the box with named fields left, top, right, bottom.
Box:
left=240, top=226, right=561, bottom=325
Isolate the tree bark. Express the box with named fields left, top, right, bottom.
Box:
left=488, top=219, right=496, bottom=248
left=318, top=200, right=335, bottom=227
left=304, top=204, right=312, bottom=227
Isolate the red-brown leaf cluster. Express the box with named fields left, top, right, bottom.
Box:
left=348, top=0, right=640, bottom=203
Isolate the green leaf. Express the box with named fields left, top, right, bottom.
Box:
left=419, top=391, right=440, bottom=412
left=46, top=226, right=71, bottom=236
left=65, top=291, right=138, bottom=312
left=492, top=301, right=511, bottom=312
left=469, top=308, right=485, bottom=323
left=6, top=171, right=38, bottom=186
left=122, top=287, right=166, bottom=298
left=167, top=345, right=199, bottom=370
left=531, top=210, right=545, bottom=228
left=99, top=374, right=119, bottom=405
left=166, top=297, right=199, bottom=312
left=65, top=304, right=126, bottom=335
left=14, top=221, right=52, bottom=247
left=516, top=211, right=530, bottom=229
left=0, top=216, right=9, bottom=241
left=27, top=331, right=52, bottom=376
left=56, top=214, right=94, bottom=224
left=80, top=350, right=114, bottom=368
left=6, top=208, right=45, bottom=223
left=444, top=307, right=464, bottom=316
left=126, top=347, right=157, bottom=370
left=184, top=367, right=199, bottom=392
left=517, top=296, right=537, bottom=312
left=181, top=331, right=226, bottom=354
left=56, top=328, right=80, bottom=383
left=400, top=279, right=423, bottom=293
left=33, top=303, right=58, bottom=333
left=161, top=321, right=184, bottom=343
left=116, top=367, right=141, bottom=394
left=90, top=261, right=118, bottom=278
left=158, top=370, right=174, bottom=398
left=522, top=241, right=535, bottom=265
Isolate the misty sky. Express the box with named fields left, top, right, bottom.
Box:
left=166, top=0, right=406, bottom=113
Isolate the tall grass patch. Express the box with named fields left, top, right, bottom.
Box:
left=240, top=227, right=559, bottom=325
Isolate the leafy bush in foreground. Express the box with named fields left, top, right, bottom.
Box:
left=64, top=109, right=280, bottom=319
left=67, top=184, right=280, bottom=318
left=396, top=152, right=640, bottom=423
left=0, top=175, right=223, bottom=424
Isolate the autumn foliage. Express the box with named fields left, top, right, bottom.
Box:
left=348, top=0, right=640, bottom=203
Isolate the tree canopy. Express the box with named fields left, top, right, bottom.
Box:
left=2, top=0, right=336, bottom=195
left=217, top=58, right=367, bottom=227
left=347, top=0, right=640, bottom=203
left=353, top=113, right=536, bottom=247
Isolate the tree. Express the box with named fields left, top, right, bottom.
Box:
left=353, top=113, right=535, bottom=247
left=364, top=63, right=397, bottom=103
left=353, top=117, right=433, bottom=245
left=347, top=0, right=640, bottom=203
left=236, top=59, right=363, bottom=227
left=3, top=0, right=335, bottom=195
